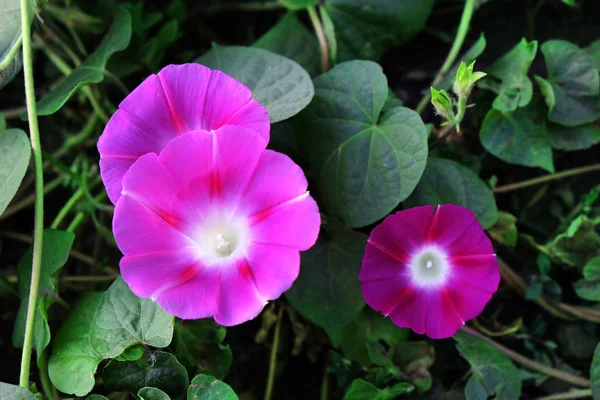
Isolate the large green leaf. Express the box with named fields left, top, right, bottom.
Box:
left=438, top=34, right=487, bottom=92
left=340, top=308, right=408, bottom=366
left=546, top=215, right=600, bottom=269
left=48, top=293, right=104, bottom=397
left=187, top=374, right=238, bottom=400
left=0, top=382, right=37, bottom=400
left=574, top=257, right=600, bottom=301
left=325, top=0, right=435, bottom=61
left=13, top=229, right=75, bottom=360
left=286, top=224, right=367, bottom=346
left=254, top=12, right=320, bottom=77
left=89, top=276, right=174, bottom=359
left=548, top=122, right=600, bottom=151
left=138, top=387, right=171, bottom=400
left=172, top=320, right=232, bottom=379
left=479, top=39, right=538, bottom=112
left=480, top=104, right=554, bottom=172
left=278, top=0, right=318, bottom=10
left=344, top=379, right=413, bottom=400
left=103, top=351, right=189, bottom=399
left=49, top=277, right=175, bottom=396
left=36, top=8, right=132, bottom=115
left=0, top=128, right=30, bottom=216
left=586, top=40, right=600, bottom=71
left=404, top=157, right=498, bottom=229
left=536, top=40, right=599, bottom=126
left=454, top=331, right=521, bottom=400
left=592, top=343, right=600, bottom=400
left=0, top=0, right=33, bottom=88
left=195, top=45, right=314, bottom=123
left=296, top=60, right=428, bottom=227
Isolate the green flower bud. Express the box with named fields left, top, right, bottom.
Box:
left=453, top=60, right=486, bottom=97
left=430, top=87, right=454, bottom=119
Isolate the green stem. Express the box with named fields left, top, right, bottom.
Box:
left=535, top=389, right=592, bottom=400
left=51, top=176, right=101, bottom=229
left=494, top=163, right=600, bottom=193
left=415, top=0, right=476, bottom=114
left=0, top=37, right=23, bottom=71
left=264, top=306, right=284, bottom=400
left=307, top=6, right=329, bottom=73
left=38, top=352, right=58, bottom=400
left=454, top=94, right=467, bottom=132
left=19, top=0, right=46, bottom=388
left=460, top=326, right=591, bottom=387
left=66, top=191, right=108, bottom=234
left=320, top=355, right=329, bottom=400
left=205, top=1, right=283, bottom=13
left=0, top=176, right=63, bottom=220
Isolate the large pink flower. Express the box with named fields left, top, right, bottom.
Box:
left=112, top=127, right=320, bottom=326
left=98, top=63, right=270, bottom=204
left=359, top=205, right=499, bottom=339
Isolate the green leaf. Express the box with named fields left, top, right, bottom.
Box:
left=188, top=374, right=238, bottom=400
left=36, top=8, right=132, bottom=116
left=172, top=320, right=232, bottom=379
left=195, top=45, right=314, bottom=123
left=278, top=0, right=318, bottom=10
left=325, top=0, right=435, bottom=61
left=0, top=0, right=33, bottom=88
left=0, top=129, right=30, bottom=216
left=586, top=40, right=600, bottom=71
left=139, top=387, right=171, bottom=400
left=13, top=229, right=75, bottom=359
left=286, top=223, right=367, bottom=346
left=296, top=60, right=428, bottom=227
left=393, top=341, right=435, bottom=392
left=49, top=293, right=104, bottom=396
left=548, top=122, right=600, bottom=151
left=89, top=276, right=174, bottom=359
left=454, top=331, right=521, bottom=400
left=574, top=257, right=600, bottom=301
left=87, top=396, right=109, bottom=400
left=344, top=379, right=413, bottom=400
left=0, top=382, right=37, bottom=400
left=592, top=343, right=600, bottom=400
left=536, top=40, right=600, bottom=126
left=115, top=344, right=145, bottom=361
left=479, top=38, right=538, bottom=112
left=438, top=34, right=487, bottom=92
left=103, top=351, right=189, bottom=399
left=253, top=12, right=320, bottom=77
left=340, top=308, right=408, bottom=366
left=525, top=281, right=543, bottom=300
left=546, top=215, right=600, bottom=269
left=404, top=157, right=499, bottom=229
left=488, top=212, right=518, bottom=247
left=480, top=104, right=554, bottom=172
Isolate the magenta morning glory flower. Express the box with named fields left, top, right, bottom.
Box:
left=112, top=126, right=320, bottom=326
left=359, top=205, right=499, bottom=339
left=98, top=63, right=270, bottom=204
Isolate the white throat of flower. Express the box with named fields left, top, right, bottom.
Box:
left=194, top=212, right=249, bottom=263
left=409, top=245, right=450, bottom=287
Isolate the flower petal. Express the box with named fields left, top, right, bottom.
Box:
left=359, top=241, right=407, bottom=282
left=113, top=196, right=195, bottom=256
left=155, top=266, right=221, bottom=319
left=214, top=259, right=267, bottom=326
left=245, top=243, right=300, bottom=300
left=249, top=193, right=320, bottom=250
left=99, top=156, right=135, bottom=204
left=422, top=289, right=465, bottom=339
left=120, top=248, right=200, bottom=298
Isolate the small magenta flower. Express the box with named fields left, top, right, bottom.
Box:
left=359, top=205, right=499, bottom=339
left=113, top=127, right=320, bottom=326
left=98, top=64, right=269, bottom=204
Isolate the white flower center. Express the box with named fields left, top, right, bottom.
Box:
left=409, top=246, right=450, bottom=287
left=193, top=212, right=249, bottom=262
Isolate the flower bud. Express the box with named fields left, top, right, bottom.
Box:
left=453, top=60, right=486, bottom=97
left=430, top=87, right=454, bottom=119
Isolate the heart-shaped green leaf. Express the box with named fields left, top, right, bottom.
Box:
left=296, top=60, right=428, bottom=227
left=0, top=128, right=30, bottom=216
left=188, top=374, right=238, bottom=400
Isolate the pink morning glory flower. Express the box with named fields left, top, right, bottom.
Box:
left=98, top=63, right=270, bottom=204
left=112, top=126, right=320, bottom=326
left=359, top=205, right=499, bottom=339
